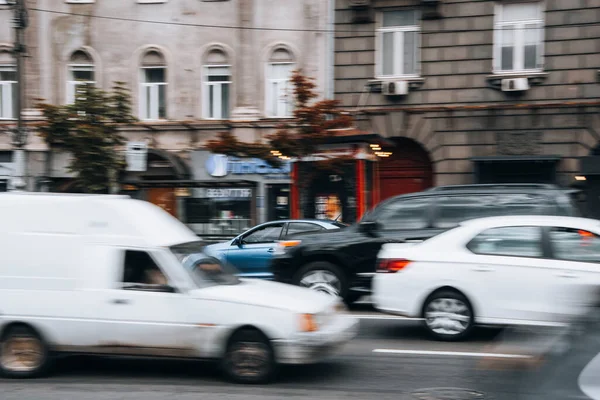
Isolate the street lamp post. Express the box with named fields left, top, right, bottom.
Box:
left=7, top=0, right=28, bottom=191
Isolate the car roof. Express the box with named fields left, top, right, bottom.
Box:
left=260, top=219, right=338, bottom=226
left=383, top=184, right=571, bottom=203
left=460, top=215, right=600, bottom=230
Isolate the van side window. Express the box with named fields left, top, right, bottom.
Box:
left=121, top=250, right=168, bottom=289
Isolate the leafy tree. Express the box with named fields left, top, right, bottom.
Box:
left=38, top=82, right=137, bottom=193
left=206, top=70, right=355, bottom=174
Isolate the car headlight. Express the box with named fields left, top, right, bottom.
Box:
left=299, top=313, right=319, bottom=332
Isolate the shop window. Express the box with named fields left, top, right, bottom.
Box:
left=67, top=50, right=95, bottom=105
left=184, top=188, right=253, bottom=236
left=139, top=50, right=167, bottom=120
left=494, top=2, right=544, bottom=73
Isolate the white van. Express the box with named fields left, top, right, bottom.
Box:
left=0, top=193, right=358, bottom=383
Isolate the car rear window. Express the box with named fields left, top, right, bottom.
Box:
left=434, top=194, right=552, bottom=228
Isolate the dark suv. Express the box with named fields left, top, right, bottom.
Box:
left=271, top=184, right=580, bottom=304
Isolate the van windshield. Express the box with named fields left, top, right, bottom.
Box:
left=169, top=241, right=240, bottom=286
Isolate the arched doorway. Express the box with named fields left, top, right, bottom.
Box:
left=377, top=137, right=433, bottom=202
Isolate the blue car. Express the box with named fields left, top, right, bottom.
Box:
left=204, top=219, right=345, bottom=280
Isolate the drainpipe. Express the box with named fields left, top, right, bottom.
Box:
left=326, top=0, right=335, bottom=100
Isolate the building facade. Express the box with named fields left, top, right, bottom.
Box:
left=334, top=0, right=600, bottom=207
left=0, top=0, right=334, bottom=234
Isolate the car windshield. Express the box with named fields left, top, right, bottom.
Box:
left=169, top=241, right=240, bottom=287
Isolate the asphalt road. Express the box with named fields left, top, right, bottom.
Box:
left=0, top=307, right=592, bottom=400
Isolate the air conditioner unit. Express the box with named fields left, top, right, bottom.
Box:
left=501, top=78, right=530, bottom=92
left=381, top=81, right=409, bottom=96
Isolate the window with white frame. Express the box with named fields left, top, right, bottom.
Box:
left=376, top=10, right=420, bottom=78
left=67, top=50, right=95, bottom=105
left=265, top=48, right=295, bottom=118
left=202, top=48, right=231, bottom=120
left=0, top=66, right=17, bottom=120
left=139, top=50, right=167, bottom=120
left=494, top=2, right=544, bottom=73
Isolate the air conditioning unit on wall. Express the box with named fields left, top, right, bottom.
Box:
left=381, top=81, right=409, bottom=96
left=501, top=78, right=530, bottom=92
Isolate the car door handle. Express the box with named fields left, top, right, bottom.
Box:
left=557, top=272, right=578, bottom=279
left=111, top=299, right=130, bottom=305
left=267, top=248, right=275, bottom=253
left=473, top=266, right=494, bottom=272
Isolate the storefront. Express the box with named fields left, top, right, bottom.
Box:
left=290, top=134, right=389, bottom=225
left=188, top=150, right=292, bottom=237
left=0, top=151, right=13, bottom=192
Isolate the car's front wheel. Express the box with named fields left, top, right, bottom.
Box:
left=222, top=328, right=276, bottom=384
left=422, top=290, right=474, bottom=341
left=294, top=261, right=347, bottom=300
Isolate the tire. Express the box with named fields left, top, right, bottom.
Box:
left=222, top=328, right=276, bottom=384
left=0, top=325, right=50, bottom=378
left=422, top=290, right=474, bottom=342
left=293, top=261, right=349, bottom=302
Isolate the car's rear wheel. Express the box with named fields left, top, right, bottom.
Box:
left=294, top=261, right=347, bottom=300
left=0, top=325, right=50, bottom=378
left=222, top=328, right=276, bottom=384
left=422, top=290, right=474, bottom=341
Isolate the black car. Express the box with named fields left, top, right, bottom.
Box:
left=271, top=184, right=580, bottom=304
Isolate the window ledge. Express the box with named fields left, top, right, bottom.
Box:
left=487, top=72, right=548, bottom=91
left=367, top=77, right=425, bottom=93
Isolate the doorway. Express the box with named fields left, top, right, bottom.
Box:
left=377, top=137, right=433, bottom=202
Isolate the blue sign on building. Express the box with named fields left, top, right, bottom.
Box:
left=206, top=154, right=291, bottom=178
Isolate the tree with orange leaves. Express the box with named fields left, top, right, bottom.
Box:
left=205, top=70, right=354, bottom=171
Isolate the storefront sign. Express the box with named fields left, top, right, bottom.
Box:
left=206, top=154, right=291, bottom=178
left=194, top=188, right=253, bottom=198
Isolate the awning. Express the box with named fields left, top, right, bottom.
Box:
left=120, top=179, right=257, bottom=189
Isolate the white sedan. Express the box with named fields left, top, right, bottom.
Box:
left=373, top=215, right=600, bottom=341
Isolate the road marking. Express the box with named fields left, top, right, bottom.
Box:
left=351, top=314, right=422, bottom=321
left=372, top=349, right=532, bottom=358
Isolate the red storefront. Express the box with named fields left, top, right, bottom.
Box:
left=289, top=134, right=393, bottom=224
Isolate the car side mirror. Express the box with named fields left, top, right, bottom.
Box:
left=358, top=221, right=379, bottom=236
left=231, top=237, right=243, bottom=247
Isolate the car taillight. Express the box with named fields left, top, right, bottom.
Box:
left=377, top=258, right=411, bottom=273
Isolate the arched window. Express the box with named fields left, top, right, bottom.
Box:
left=265, top=47, right=295, bottom=117
left=0, top=49, right=17, bottom=120
left=139, top=50, right=167, bottom=120
left=67, top=50, right=95, bottom=105
left=202, top=48, right=231, bottom=120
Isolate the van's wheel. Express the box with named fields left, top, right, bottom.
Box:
left=293, top=261, right=350, bottom=302
left=0, top=325, right=50, bottom=378
left=222, top=328, right=276, bottom=384
left=422, top=290, right=474, bottom=342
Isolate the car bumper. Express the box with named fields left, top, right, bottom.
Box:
left=272, top=314, right=359, bottom=364
left=271, top=257, right=294, bottom=284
